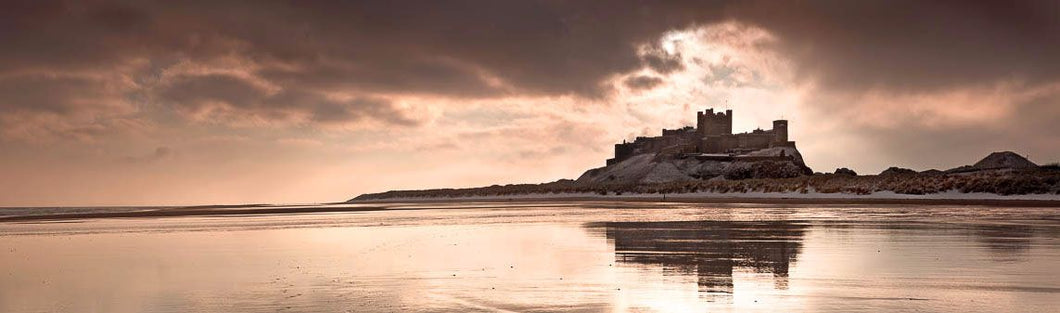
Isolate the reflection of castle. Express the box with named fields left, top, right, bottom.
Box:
left=597, top=220, right=806, bottom=293
left=607, top=108, right=796, bottom=165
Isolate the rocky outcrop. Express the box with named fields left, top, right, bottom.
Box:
left=834, top=168, right=857, bottom=176
left=879, top=167, right=917, bottom=176
left=576, top=147, right=812, bottom=185
left=972, top=151, right=1038, bottom=170
left=948, top=151, right=1038, bottom=173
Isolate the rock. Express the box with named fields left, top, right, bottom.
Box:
left=945, top=165, right=978, bottom=174
left=946, top=151, right=1038, bottom=173
left=575, top=147, right=813, bottom=185
left=640, top=161, right=696, bottom=184
left=723, top=161, right=806, bottom=180
left=834, top=168, right=857, bottom=176
left=879, top=167, right=916, bottom=176
left=972, top=151, right=1038, bottom=170
left=744, top=147, right=807, bottom=167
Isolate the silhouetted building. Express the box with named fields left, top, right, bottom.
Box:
left=606, top=108, right=796, bottom=166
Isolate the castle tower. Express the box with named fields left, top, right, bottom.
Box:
left=724, top=109, right=732, bottom=134
left=772, top=120, right=788, bottom=143
left=696, top=108, right=732, bottom=138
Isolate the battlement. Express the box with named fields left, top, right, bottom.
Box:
left=697, top=108, right=731, bottom=117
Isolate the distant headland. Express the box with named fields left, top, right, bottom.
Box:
left=351, top=108, right=1060, bottom=204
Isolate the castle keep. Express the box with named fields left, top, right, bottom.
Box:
left=606, top=108, right=796, bottom=166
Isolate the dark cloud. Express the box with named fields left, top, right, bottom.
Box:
left=0, top=75, right=112, bottom=114
left=157, top=74, right=421, bottom=126
left=730, top=0, right=1060, bottom=93
left=3, top=0, right=1059, bottom=161
left=0, top=72, right=138, bottom=142
left=624, top=75, right=664, bottom=90
left=0, top=0, right=729, bottom=136
left=724, top=0, right=1060, bottom=171
left=641, top=48, right=684, bottom=74
left=5, top=1, right=1058, bottom=99
left=0, top=1, right=730, bottom=99
left=157, top=74, right=268, bottom=113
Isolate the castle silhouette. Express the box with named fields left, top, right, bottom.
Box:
left=596, top=220, right=806, bottom=294
left=607, top=108, right=796, bottom=166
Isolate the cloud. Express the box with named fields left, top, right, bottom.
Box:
left=0, top=75, right=110, bottom=114
left=0, top=1, right=729, bottom=101
left=3, top=1, right=1060, bottom=205
left=157, top=74, right=269, bottom=112
left=0, top=70, right=142, bottom=142
left=155, top=73, right=423, bottom=127
left=624, top=75, right=664, bottom=90
left=729, top=0, right=1060, bottom=93
left=640, top=46, right=685, bottom=74
left=6, top=1, right=1059, bottom=100
left=7, top=1, right=1054, bottom=134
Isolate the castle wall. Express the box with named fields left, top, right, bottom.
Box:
left=662, top=126, right=695, bottom=137
left=699, top=135, right=721, bottom=153
left=700, top=133, right=773, bottom=153
left=736, top=132, right=773, bottom=150
left=609, top=127, right=698, bottom=165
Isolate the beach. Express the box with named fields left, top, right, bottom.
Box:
left=2, top=201, right=1059, bottom=312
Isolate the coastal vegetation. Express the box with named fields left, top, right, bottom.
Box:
left=352, top=167, right=1060, bottom=201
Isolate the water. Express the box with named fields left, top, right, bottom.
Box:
left=1, top=202, right=1058, bottom=312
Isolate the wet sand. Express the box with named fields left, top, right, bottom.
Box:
left=0, top=203, right=388, bottom=222
left=1, top=202, right=1058, bottom=312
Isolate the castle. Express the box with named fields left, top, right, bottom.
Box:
left=606, top=108, right=796, bottom=165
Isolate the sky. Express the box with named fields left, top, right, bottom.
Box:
left=2, top=0, right=1059, bottom=206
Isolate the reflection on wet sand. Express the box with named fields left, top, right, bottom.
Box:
left=2, top=204, right=1058, bottom=312
left=597, top=221, right=807, bottom=294
left=974, top=224, right=1034, bottom=262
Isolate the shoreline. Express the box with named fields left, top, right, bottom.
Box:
left=350, top=194, right=1060, bottom=207
left=0, top=205, right=387, bottom=223
left=3, top=192, right=1060, bottom=223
